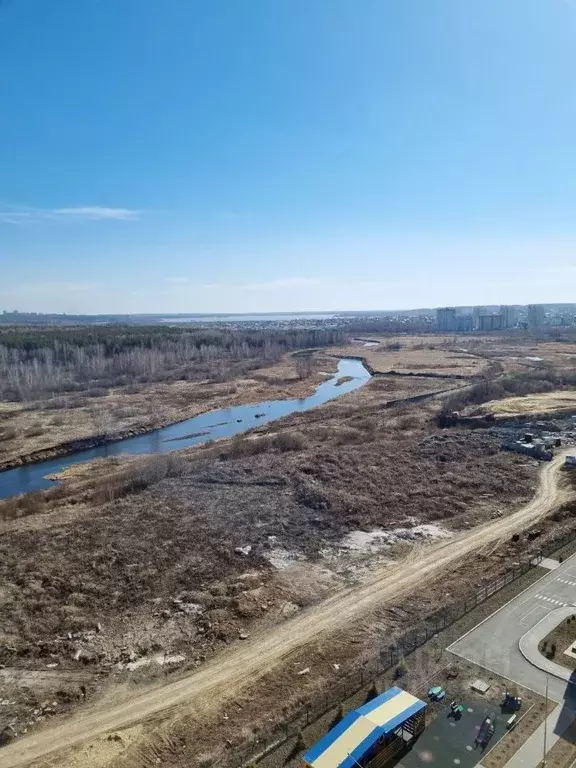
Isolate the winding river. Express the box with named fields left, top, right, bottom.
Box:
left=0, top=358, right=370, bottom=499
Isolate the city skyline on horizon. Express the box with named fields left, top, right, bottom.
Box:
left=1, top=301, right=575, bottom=319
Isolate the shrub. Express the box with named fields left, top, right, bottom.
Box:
left=66, top=397, right=89, bottom=410
left=86, top=388, right=108, bottom=398
left=271, top=431, right=306, bottom=452
left=364, top=682, right=379, bottom=703
left=394, top=659, right=407, bottom=679
left=285, top=731, right=306, bottom=763
left=329, top=704, right=344, bottom=729
left=92, top=454, right=188, bottom=503
left=24, top=425, right=44, bottom=438
left=0, top=426, right=17, bottom=442
left=394, top=415, right=420, bottom=431
left=124, top=383, right=143, bottom=395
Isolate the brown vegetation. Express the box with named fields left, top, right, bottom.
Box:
left=0, top=397, right=539, bottom=675
left=0, top=351, right=340, bottom=469
left=0, top=326, right=345, bottom=401
left=538, top=615, right=576, bottom=670
left=332, top=335, right=489, bottom=377
left=2, top=332, right=576, bottom=765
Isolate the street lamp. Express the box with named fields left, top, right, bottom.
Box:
left=542, top=675, right=549, bottom=767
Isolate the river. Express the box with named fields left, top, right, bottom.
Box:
left=0, top=358, right=370, bottom=499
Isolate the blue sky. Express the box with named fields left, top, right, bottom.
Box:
left=2, top=0, right=576, bottom=314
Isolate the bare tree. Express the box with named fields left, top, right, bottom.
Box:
left=294, top=354, right=314, bottom=379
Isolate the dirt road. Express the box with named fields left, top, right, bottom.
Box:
left=2, top=451, right=572, bottom=768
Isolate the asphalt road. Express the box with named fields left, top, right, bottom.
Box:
left=449, top=554, right=576, bottom=705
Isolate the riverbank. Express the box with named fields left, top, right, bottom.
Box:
left=0, top=352, right=340, bottom=474
left=0, top=370, right=551, bottom=767
left=0, top=358, right=372, bottom=499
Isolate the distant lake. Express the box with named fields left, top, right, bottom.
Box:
left=160, top=313, right=336, bottom=323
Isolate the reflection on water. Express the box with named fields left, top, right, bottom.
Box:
left=0, top=358, right=370, bottom=499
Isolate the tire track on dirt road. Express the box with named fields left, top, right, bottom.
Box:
left=2, top=451, right=573, bottom=767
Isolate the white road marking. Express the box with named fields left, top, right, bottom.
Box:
left=534, top=594, right=568, bottom=607
left=519, top=606, right=545, bottom=625
left=556, top=577, right=576, bottom=587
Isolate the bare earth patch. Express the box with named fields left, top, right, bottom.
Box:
left=538, top=614, right=576, bottom=671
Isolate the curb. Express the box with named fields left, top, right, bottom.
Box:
left=518, top=607, right=576, bottom=683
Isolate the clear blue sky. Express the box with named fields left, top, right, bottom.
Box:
left=2, top=0, right=576, bottom=314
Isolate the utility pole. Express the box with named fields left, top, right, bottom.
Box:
left=542, top=676, right=549, bottom=766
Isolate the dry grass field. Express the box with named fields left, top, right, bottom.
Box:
left=2, top=330, right=576, bottom=767
left=333, top=335, right=489, bottom=377
left=477, top=390, right=576, bottom=417
left=0, top=352, right=337, bottom=468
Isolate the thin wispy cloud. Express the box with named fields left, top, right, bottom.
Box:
left=54, top=207, right=139, bottom=221
left=0, top=204, right=139, bottom=224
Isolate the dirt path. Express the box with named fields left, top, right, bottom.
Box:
left=2, top=452, right=572, bottom=768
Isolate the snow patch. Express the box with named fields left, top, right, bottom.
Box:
left=339, top=524, right=452, bottom=553
left=123, top=653, right=186, bottom=672
left=265, top=548, right=306, bottom=570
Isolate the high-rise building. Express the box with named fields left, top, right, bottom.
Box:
left=500, top=305, right=518, bottom=329
left=436, top=307, right=457, bottom=332
left=478, top=313, right=503, bottom=332
left=456, top=314, right=473, bottom=332
left=473, top=306, right=487, bottom=331
left=527, top=304, right=546, bottom=331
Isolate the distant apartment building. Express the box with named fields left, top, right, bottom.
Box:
left=527, top=304, right=546, bottom=331
left=473, top=306, right=487, bottom=331
left=500, top=305, right=518, bottom=329
left=436, top=307, right=457, bottom=332
left=456, top=314, right=473, bottom=332
left=478, top=313, right=503, bottom=332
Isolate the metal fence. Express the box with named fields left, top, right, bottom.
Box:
left=224, top=527, right=576, bottom=767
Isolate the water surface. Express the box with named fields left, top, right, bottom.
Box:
left=0, top=358, right=370, bottom=499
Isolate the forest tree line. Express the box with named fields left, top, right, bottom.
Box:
left=0, top=325, right=347, bottom=401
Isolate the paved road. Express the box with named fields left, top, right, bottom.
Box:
left=449, top=554, right=576, bottom=705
